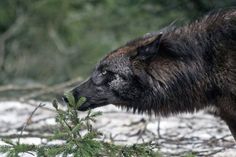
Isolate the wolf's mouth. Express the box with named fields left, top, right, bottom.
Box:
left=78, top=101, right=107, bottom=111
left=62, top=94, right=107, bottom=111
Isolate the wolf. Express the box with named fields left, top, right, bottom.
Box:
left=64, top=9, right=236, bottom=140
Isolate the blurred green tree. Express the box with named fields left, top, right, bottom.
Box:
left=0, top=0, right=235, bottom=85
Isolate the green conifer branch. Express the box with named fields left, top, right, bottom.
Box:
left=0, top=93, right=160, bottom=157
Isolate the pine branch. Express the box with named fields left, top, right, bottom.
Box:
left=0, top=93, right=159, bottom=157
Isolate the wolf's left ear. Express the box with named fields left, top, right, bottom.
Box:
left=132, top=33, right=163, bottom=61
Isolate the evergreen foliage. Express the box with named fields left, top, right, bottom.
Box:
left=0, top=93, right=160, bottom=157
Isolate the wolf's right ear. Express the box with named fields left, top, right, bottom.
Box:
left=131, top=33, right=163, bottom=62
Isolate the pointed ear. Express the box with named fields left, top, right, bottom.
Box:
left=132, top=33, right=163, bottom=61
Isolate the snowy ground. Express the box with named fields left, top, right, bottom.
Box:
left=0, top=101, right=235, bottom=156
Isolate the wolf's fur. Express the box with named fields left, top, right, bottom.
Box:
left=70, top=9, right=236, bottom=140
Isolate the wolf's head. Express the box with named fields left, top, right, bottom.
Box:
left=66, top=33, right=165, bottom=111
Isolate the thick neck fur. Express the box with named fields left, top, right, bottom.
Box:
left=129, top=9, right=236, bottom=116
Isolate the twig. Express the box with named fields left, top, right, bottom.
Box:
left=157, top=116, right=161, bottom=138
left=0, top=98, right=56, bottom=112
left=200, top=144, right=236, bottom=156
left=19, top=99, right=56, bottom=112
left=48, top=27, right=67, bottom=55
left=20, top=77, right=82, bottom=100
left=0, top=134, right=51, bottom=139
left=0, top=15, right=27, bottom=69
left=17, top=103, right=46, bottom=144
left=0, top=84, right=46, bottom=92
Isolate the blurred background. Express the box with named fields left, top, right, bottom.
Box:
left=0, top=1, right=236, bottom=156
left=0, top=0, right=235, bottom=86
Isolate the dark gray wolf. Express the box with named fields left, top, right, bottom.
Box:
left=65, top=9, right=236, bottom=140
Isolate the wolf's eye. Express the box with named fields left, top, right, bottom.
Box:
left=144, top=47, right=150, bottom=52
left=101, top=70, right=107, bottom=76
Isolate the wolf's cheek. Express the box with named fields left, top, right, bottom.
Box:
left=108, top=74, right=127, bottom=91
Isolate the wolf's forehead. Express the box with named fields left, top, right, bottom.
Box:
left=102, top=55, right=129, bottom=68
left=106, top=34, right=158, bottom=59
left=107, top=46, right=136, bottom=59
left=100, top=56, right=131, bottom=75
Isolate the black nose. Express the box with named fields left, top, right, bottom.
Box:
left=62, top=95, right=69, bottom=104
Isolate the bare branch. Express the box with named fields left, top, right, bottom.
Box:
left=20, top=77, right=82, bottom=100
left=48, top=27, right=67, bottom=54
left=0, top=134, right=51, bottom=139
left=18, top=103, right=46, bottom=144
left=0, top=15, right=27, bottom=69
left=0, top=84, right=46, bottom=92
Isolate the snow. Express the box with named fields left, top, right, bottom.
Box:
left=0, top=101, right=235, bottom=156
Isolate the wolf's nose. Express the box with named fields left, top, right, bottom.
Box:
left=62, top=95, right=69, bottom=104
